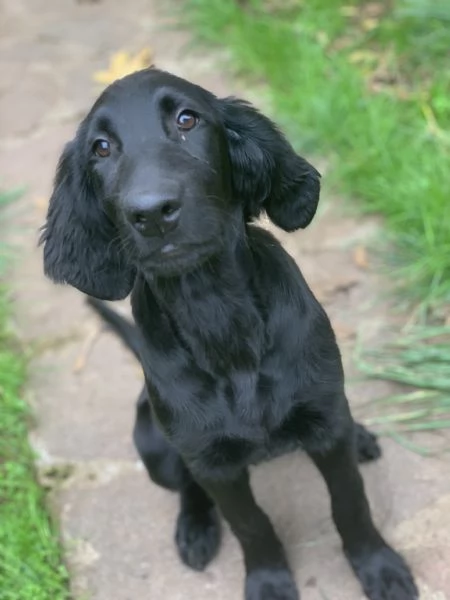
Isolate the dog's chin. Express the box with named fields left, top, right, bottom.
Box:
left=138, top=241, right=221, bottom=279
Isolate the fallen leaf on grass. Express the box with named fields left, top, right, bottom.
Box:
left=353, top=245, right=369, bottom=269
left=93, top=47, right=153, bottom=86
left=348, top=50, right=377, bottom=64
left=361, top=18, right=379, bottom=31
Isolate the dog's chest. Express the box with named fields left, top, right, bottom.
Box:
left=140, top=330, right=313, bottom=466
left=132, top=274, right=340, bottom=474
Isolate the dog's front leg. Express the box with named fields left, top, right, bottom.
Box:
left=199, top=470, right=299, bottom=600
left=308, top=427, right=418, bottom=600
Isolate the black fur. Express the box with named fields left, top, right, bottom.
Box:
left=42, top=68, right=417, bottom=600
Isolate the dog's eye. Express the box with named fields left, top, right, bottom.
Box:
left=92, top=139, right=111, bottom=158
left=176, top=110, right=198, bottom=131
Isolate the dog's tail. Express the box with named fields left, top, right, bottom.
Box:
left=86, top=297, right=141, bottom=360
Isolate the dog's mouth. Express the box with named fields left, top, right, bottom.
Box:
left=160, top=243, right=183, bottom=256
left=137, top=238, right=221, bottom=277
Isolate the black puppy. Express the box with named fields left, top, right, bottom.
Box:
left=41, top=68, right=417, bottom=600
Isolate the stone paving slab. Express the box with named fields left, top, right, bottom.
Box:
left=1, top=0, right=449, bottom=599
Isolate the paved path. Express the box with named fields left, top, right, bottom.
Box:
left=1, top=1, right=449, bottom=598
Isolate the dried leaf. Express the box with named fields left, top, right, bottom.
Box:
left=361, top=18, right=379, bottom=31
left=73, top=324, right=101, bottom=373
left=93, top=47, right=153, bottom=86
left=353, top=245, right=369, bottom=269
left=348, top=50, right=377, bottom=64
left=34, top=196, right=48, bottom=214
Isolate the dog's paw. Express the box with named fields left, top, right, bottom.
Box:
left=355, top=423, right=382, bottom=464
left=348, top=545, right=418, bottom=600
left=245, top=568, right=300, bottom=600
left=175, top=507, right=221, bottom=571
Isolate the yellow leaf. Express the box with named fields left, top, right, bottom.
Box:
left=348, top=50, right=377, bottom=64
left=353, top=245, right=369, bottom=269
left=361, top=18, right=379, bottom=31
left=93, top=47, right=153, bottom=85
left=34, top=196, right=48, bottom=214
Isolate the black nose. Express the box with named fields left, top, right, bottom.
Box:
left=126, top=195, right=181, bottom=237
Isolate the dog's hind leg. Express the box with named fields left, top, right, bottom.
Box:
left=133, top=387, right=221, bottom=571
left=133, top=387, right=185, bottom=491
left=354, top=422, right=382, bottom=464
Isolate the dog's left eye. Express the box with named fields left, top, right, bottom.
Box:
left=176, top=110, right=198, bottom=131
left=92, top=139, right=111, bottom=158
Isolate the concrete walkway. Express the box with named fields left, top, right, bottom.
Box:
left=1, top=1, right=449, bottom=598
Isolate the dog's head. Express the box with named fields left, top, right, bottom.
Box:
left=41, top=68, right=320, bottom=300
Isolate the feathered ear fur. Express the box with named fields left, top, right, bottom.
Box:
left=220, top=98, right=320, bottom=231
left=40, top=140, right=136, bottom=300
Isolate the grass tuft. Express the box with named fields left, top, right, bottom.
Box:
left=356, top=326, right=450, bottom=451
left=0, top=190, right=68, bottom=600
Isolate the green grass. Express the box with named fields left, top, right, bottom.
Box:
left=0, top=192, right=68, bottom=599
left=355, top=325, right=450, bottom=452
left=181, top=0, right=450, bottom=309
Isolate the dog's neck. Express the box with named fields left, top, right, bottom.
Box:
left=141, top=227, right=265, bottom=373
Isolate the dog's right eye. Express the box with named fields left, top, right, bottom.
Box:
left=176, top=110, right=198, bottom=131
left=92, top=139, right=111, bottom=158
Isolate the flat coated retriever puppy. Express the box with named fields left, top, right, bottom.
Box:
left=41, top=68, right=417, bottom=600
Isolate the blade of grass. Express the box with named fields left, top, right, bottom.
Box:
left=1, top=189, right=69, bottom=599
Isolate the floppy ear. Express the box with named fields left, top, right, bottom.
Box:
left=220, top=98, right=320, bottom=231
left=40, top=140, right=136, bottom=300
